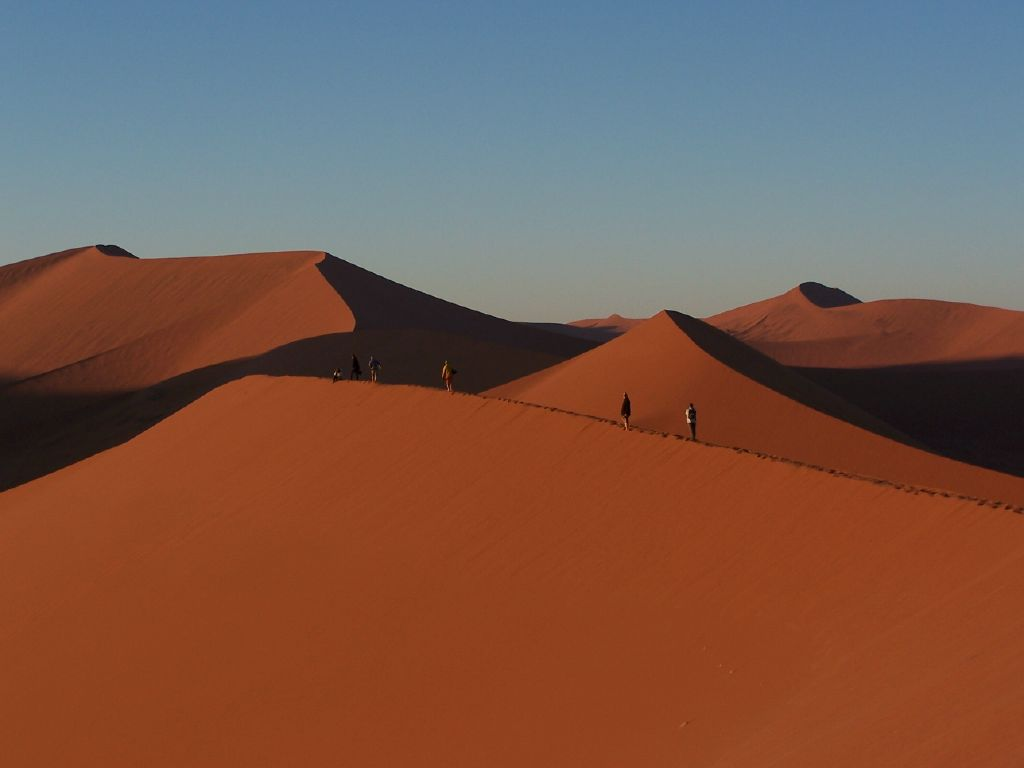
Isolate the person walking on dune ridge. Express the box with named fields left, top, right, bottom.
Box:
left=685, top=402, right=697, bottom=440
left=621, top=392, right=631, bottom=431
left=441, top=360, right=457, bottom=393
left=350, top=354, right=362, bottom=381
left=368, top=355, right=382, bottom=383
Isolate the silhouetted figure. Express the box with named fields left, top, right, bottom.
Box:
left=368, top=355, right=382, bottom=383
left=332, top=367, right=343, bottom=383
left=685, top=402, right=697, bottom=440
left=350, top=354, right=362, bottom=381
left=441, top=360, right=456, bottom=393
left=621, top=392, right=631, bottom=431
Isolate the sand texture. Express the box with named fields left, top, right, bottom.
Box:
left=1, top=376, right=1022, bottom=767
left=0, top=246, right=591, bottom=489
left=706, top=282, right=1024, bottom=368
left=705, top=283, right=1024, bottom=477
left=488, top=311, right=1024, bottom=506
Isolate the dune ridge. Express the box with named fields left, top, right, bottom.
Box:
left=706, top=283, right=1024, bottom=368
left=1, top=376, right=1022, bottom=767
left=706, top=283, right=1024, bottom=476
left=0, top=246, right=592, bottom=491
left=487, top=310, right=1024, bottom=506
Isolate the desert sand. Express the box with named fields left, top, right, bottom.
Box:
left=706, top=282, right=1024, bottom=477
left=488, top=310, right=1024, bottom=506
left=706, top=281, right=1024, bottom=368
left=1, top=376, right=1022, bottom=767
left=2, top=246, right=1023, bottom=766
left=0, top=246, right=591, bottom=489
left=568, top=312, right=645, bottom=335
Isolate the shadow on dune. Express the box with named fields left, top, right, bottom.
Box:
left=797, top=281, right=861, bottom=308
left=799, top=357, right=1024, bottom=478
left=315, top=255, right=594, bottom=357
left=0, top=328, right=570, bottom=492
left=667, top=311, right=920, bottom=447
left=522, top=322, right=622, bottom=343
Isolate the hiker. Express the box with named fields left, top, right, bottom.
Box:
left=441, top=360, right=456, bottom=393
left=621, top=392, right=631, bottom=431
left=368, top=355, right=382, bottom=383
left=331, top=367, right=343, bottom=383
left=350, top=354, right=362, bottom=381
left=685, top=402, right=697, bottom=440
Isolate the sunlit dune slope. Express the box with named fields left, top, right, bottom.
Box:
left=487, top=311, right=1024, bottom=505
left=706, top=283, right=1024, bottom=477
left=0, top=245, right=590, bottom=490
left=706, top=282, right=1024, bottom=368
left=0, top=245, right=589, bottom=391
left=1, top=376, right=1021, bottom=767
left=0, top=246, right=350, bottom=387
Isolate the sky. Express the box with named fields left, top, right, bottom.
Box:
left=2, top=0, right=1022, bottom=320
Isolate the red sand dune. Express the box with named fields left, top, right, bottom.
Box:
left=569, top=312, right=645, bottom=336
left=0, top=245, right=591, bottom=489
left=1, top=376, right=1022, bottom=767
left=526, top=313, right=647, bottom=343
left=488, top=311, right=1024, bottom=506
left=706, top=282, right=1024, bottom=368
left=0, top=245, right=587, bottom=391
left=706, top=283, right=1024, bottom=477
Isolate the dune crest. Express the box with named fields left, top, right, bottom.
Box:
left=0, top=246, right=593, bottom=490
left=1, top=376, right=1022, bottom=767
left=488, top=310, right=1024, bottom=505
left=565, top=312, right=645, bottom=339
left=796, top=281, right=860, bottom=308
left=707, top=284, right=1024, bottom=368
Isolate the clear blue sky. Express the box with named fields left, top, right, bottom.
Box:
left=3, top=1, right=1021, bottom=320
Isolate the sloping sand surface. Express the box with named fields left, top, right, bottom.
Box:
left=0, top=247, right=350, bottom=386
left=0, top=246, right=589, bottom=392
left=706, top=282, right=1024, bottom=368
left=1, top=376, right=1021, bottom=767
left=568, top=312, right=646, bottom=338
left=707, top=284, right=1024, bottom=477
left=487, top=311, right=1024, bottom=506
left=0, top=246, right=590, bottom=489
left=315, top=256, right=590, bottom=358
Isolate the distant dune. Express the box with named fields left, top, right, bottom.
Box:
left=706, top=281, right=1024, bottom=368
left=706, top=283, right=1024, bottom=476
left=568, top=312, right=645, bottom=338
left=523, top=313, right=647, bottom=343
left=1, top=376, right=1021, bottom=767
left=488, top=311, right=1024, bottom=506
left=0, top=246, right=592, bottom=490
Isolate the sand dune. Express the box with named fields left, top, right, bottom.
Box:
left=524, top=313, right=647, bottom=343
left=706, top=282, right=1024, bottom=368
left=0, top=246, right=588, bottom=391
left=568, top=312, right=645, bottom=337
left=1, top=376, right=1021, bottom=767
left=707, top=283, right=1024, bottom=477
left=0, top=245, right=592, bottom=490
left=0, top=247, right=349, bottom=387
left=487, top=311, right=1024, bottom=506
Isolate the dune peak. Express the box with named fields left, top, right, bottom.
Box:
left=795, top=282, right=861, bottom=308
left=70, top=244, right=138, bottom=259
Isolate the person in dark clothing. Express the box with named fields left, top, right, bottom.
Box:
left=350, top=354, right=362, bottom=381
left=685, top=402, right=697, bottom=440
left=621, top=392, right=631, bottom=431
